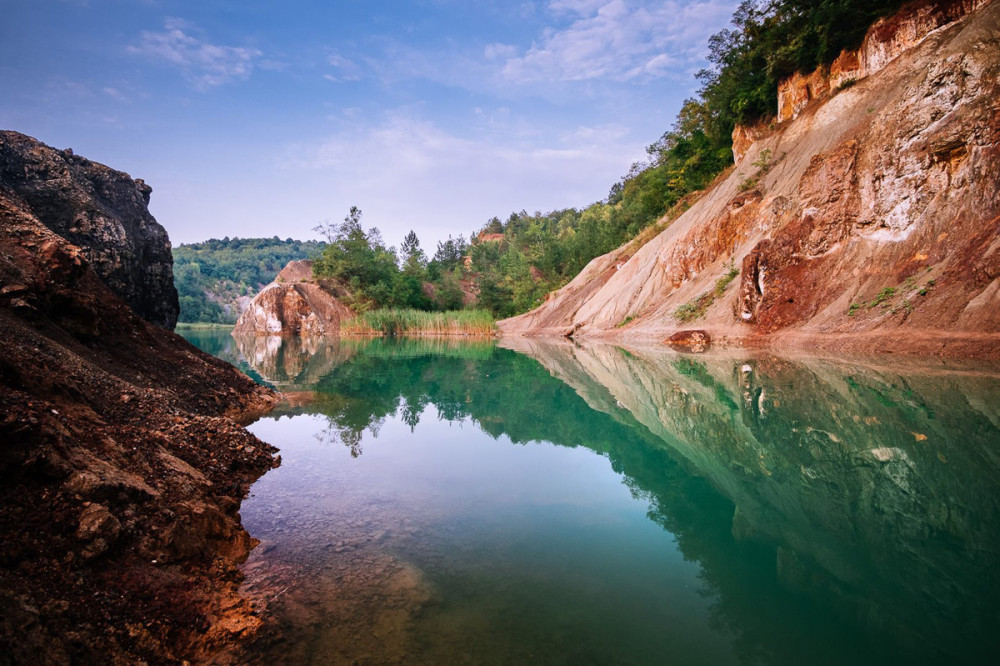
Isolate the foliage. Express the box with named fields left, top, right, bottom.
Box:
left=298, top=4, right=901, bottom=323
left=340, top=308, right=496, bottom=338
left=173, top=237, right=324, bottom=323
left=673, top=263, right=741, bottom=322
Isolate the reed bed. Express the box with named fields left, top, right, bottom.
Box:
left=340, top=308, right=497, bottom=338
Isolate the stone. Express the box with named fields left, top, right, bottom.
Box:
left=0, top=130, right=179, bottom=329
left=76, top=503, right=121, bottom=558
left=667, top=330, right=711, bottom=353
left=233, top=260, right=352, bottom=336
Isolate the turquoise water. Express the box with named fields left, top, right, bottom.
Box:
left=183, top=332, right=1000, bottom=665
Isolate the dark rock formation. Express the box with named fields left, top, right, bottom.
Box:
left=0, top=146, right=279, bottom=662
left=0, top=130, right=179, bottom=329
left=234, top=260, right=352, bottom=336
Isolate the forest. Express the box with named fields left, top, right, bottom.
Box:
left=173, top=237, right=325, bottom=323
left=181, top=0, right=905, bottom=322
left=310, top=0, right=907, bottom=319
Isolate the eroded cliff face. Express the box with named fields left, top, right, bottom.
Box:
left=500, top=0, right=1000, bottom=358
left=0, top=130, right=179, bottom=329
left=777, top=0, right=991, bottom=124
left=0, top=149, right=278, bottom=662
left=234, top=260, right=352, bottom=336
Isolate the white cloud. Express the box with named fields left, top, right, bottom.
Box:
left=102, top=86, right=127, bottom=101
left=282, top=112, right=644, bottom=248
left=502, top=0, right=733, bottom=83
left=325, top=53, right=362, bottom=82
left=128, top=18, right=262, bottom=89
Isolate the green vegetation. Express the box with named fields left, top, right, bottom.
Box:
left=456, top=1, right=901, bottom=319
left=673, top=262, right=741, bottom=322
left=847, top=276, right=937, bottom=316
left=182, top=3, right=904, bottom=326
left=174, top=237, right=324, bottom=323
left=340, top=308, right=496, bottom=338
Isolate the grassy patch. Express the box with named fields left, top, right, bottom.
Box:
left=341, top=308, right=496, bottom=338
left=616, top=315, right=636, bottom=328
left=175, top=322, right=234, bottom=330
left=847, top=277, right=937, bottom=316
left=673, top=262, right=740, bottom=322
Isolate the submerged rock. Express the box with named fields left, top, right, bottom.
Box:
left=234, top=260, right=352, bottom=336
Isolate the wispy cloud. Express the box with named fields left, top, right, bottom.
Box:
left=502, top=0, right=733, bottom=83
left=282, top=112, right=643, bottom=246
left=128, top=18, right=262, bottom=89
left=324, top=53, right=363, bottom=82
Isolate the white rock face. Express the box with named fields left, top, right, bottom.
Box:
left=233, top=260, right=352, bottom=336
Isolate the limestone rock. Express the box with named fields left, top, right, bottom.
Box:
left=233, top=260, right=352, bottom=336
left=0, top=130, right=179, bottom=329
left=499, top=0, right=1000, bottom=358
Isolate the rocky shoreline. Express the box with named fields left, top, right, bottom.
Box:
left=1, top=133, right=281, bottom=664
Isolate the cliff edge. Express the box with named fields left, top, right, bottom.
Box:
left=499, top=0, right=1000, bottom=358
left=0, top=141, right=279, bottom=662
left=0, top=131, right=179, bottom=329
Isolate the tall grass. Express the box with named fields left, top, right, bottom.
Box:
left=341, top=308, right=497, bottom=338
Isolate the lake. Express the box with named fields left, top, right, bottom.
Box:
left=181, top=330, right=1000, bottom=665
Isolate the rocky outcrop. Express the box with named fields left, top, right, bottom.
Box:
left=0, top=131, right=179, bottom=329
left=500, top=0, right=1000, bottom=358
left=0, top=149, right=279, bottom=662
left=775, top=0, right=990, bottom=123
left=234, top=260, right=352, bottom=336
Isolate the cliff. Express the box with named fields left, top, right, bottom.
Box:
left=0, top=145, right=279, bottom=662
left=499, top=0, right=1000, bottom=358
left=233, top=260, right=353, bottom=336
left=0, top=131, right=179, bottom=329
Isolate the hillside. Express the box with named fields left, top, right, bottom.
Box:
left=173, top=237, right=324, bottom=324
left=500, top=0, right=1000, bottom=358
left=0, top=133, right=278, bottom=662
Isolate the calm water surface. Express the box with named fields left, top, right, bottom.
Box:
left=182, top=331, right=1000, bottom=665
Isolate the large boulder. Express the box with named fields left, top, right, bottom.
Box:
left=233, top=260, right=352, bottom=336
left=0, top=130, right=179, bottom=329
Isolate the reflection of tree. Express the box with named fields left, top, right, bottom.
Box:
left=261, top=336, right=1000, bottom=664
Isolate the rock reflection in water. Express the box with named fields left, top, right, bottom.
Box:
left=182, top=332, right=1000, bottom=664
left=505, top=338, right=1000, bottom=662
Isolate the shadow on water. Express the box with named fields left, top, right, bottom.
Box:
left=181, top=330, right=1000, bottom=665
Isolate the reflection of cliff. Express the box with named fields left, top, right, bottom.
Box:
left=242, top=336, right=1000, bottom=662
left=504, top=338, right=1000, bottom=660
left=232, top=334, right=354, bottom=388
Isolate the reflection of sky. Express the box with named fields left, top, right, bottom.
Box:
left=245, top=407, right=739, bottom=665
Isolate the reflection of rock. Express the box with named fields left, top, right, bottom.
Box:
left=232, top=332, right=353, bottom=388
left=234, top=260, right=352, bottom=336
left=503, top=337, right=1000, bottom=660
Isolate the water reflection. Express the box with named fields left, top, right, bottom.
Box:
left=181, top=331, right=1000, bottom=664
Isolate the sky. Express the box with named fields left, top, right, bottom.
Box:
left=1, top=0, right=737, bottom=250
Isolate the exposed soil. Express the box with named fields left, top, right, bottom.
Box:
left=1, top=165, right=280, bottom=662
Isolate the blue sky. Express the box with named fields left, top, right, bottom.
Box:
left=1, top=0, right=737, bottom=250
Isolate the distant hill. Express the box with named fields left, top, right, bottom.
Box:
left=173, top=237, right=325, bottom=323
